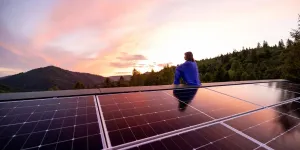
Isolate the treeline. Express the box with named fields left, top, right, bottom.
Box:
left=102, top=66, right=176, bottom=88
left=198, top=15, right=300, bottom=83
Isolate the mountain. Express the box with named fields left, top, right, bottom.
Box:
left=0, top=66, right=105, bottom=92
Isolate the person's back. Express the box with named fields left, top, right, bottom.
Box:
left=174, top=52, right=201, bottom=86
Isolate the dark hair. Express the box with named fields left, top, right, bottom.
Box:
left=185, top=51, right=195, bottom=62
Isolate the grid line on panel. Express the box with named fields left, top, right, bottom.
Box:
left=0, top=96, right=102, bottom=150
left=264, top=97, right=300, bottom=109
left=0, top=105, right=95, bottom=118
left=205, top=87, right=264, bottom=107
left=0, top=121, right=98, bottom=141
left=118, top=121, right=256, bottom=150
left=221, top=122, right=273, bottom=150
left=39, top=109, right=61, bottom=149
left=70, top=99, right=79, bottom=150
left=105, top=112, right=206, bottom=133
left=0, top=109, right=96, bottom=128
left=115, top=106, right=272, bottom=150
left=96, top=95, right=112, bottom=148
left=2, top=104, right=38, bottom=150
left=94, top=96, right=107, bottom=149
left=113, top=116, right=234, bottom=149
left=20, top=133, right=100, bottom=150
left=162, top=91, right=214, bottom=119
left=103, top=107, right=178, bottom=122
left=54, top=110, right=70, bottom=150
left=256, top=122, right=300, bottom=150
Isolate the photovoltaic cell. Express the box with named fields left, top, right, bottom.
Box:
left=98, top=91, right=213, bottom=146
left=0, top=96, right=103, bottom=150
left=224, top=105, right=300, bottom=149
left=208, top=84, right=300, bottom=106
left=126, top=123, right=261, bottom=150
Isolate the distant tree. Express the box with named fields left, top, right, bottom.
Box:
left=282, top=16, right=300, bottom=82
left=241, top=72, right=250, bottom=80
left=257, top=42, right=261, bottom=48
left=118, top=76, right=128, bottom=87
left=230, top=60, right=242, bottom=71
left=74, top=81, right=85, bottom=89
left=0, top=84, right=11, bottom=93
left=286, top=39, right=294, bottom=48
left=103, top=78, right=112, bottom=88
left=290, top=15, right=300, bottom=42
left=263, top=41, right=269, bottom=48
left=49, top=85, right=59, bottom=91
left=278, top=39, right=285, bottom=49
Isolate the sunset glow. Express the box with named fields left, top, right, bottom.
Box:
left=0, top=0, right=299, bottom=77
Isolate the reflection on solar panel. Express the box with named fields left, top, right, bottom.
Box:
left=0, top=96, right=104, bottom=150
left=1, top=81, right=300, bottom=150
left=208, top=83, right=300, bottom=106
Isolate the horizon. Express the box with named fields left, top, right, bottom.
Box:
left=1, top=0, right=300, bottom=77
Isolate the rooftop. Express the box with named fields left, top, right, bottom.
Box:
left=0, top=79, right=300, bottom=150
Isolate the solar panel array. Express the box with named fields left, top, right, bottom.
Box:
left=0, top=96, right=103, bottom=150
left=0, top=81, right=300, bottom=150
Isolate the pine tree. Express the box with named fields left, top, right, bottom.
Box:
left=278, top=39, right=285, bottom=49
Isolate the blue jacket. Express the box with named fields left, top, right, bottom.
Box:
left=174, top=61, right=201, bottom=86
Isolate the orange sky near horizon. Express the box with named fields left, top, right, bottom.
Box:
left=0, top=0, right=299, bottom=77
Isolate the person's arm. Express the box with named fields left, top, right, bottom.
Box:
left=174, top=65, right=183, bottom=85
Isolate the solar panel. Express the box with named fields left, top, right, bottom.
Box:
left=124, top=123, right=261, bottom=150
left=97, top=88, right=262, bottom=147
left=1, top=81, right=300, bottom=150
left=207, top=84, right=300, bottom=106
left=0, top=96, right=104, bottom=150
left=97, top=91, right=213, bottom=146
left=225, top=105, right=300, bottom=149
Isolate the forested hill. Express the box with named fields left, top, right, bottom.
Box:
left=197, top=39, right=295, bottom=82
left=0, top=66, right=105, bottom=92
left=197, top=16, right=300, bottom=83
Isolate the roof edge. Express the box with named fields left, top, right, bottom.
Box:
left=0, top=79, right=287, bottom=101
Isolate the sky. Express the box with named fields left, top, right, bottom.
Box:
left=0, top=0, right=299, bottom=77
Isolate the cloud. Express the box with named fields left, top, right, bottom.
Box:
left=115, top=71, right=131, bottom=75
left=0, top=67, right=24, bottom=77
left=116, top=53, right=147, bottom=61
left=157, top=62, right=173, bottom=67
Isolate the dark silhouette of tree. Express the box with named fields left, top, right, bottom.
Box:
left=74, top=81, right=85, bottom=89
left=49, top=85, right=59, bottom=91
left=278, top=39, right=285, bottom=49
left=103, top=78, right=112, bottom=88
